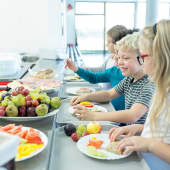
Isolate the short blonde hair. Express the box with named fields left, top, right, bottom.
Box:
left=116, top=32, right=140, bottom=54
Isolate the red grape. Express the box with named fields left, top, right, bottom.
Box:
left=19, top=90, right=24, bottom=95
left=32, top=99, right=39, bottom=107
left=26, top=101, right=32, bottom=107
left=18, top=106, right=26, bottom=117
left=23, top=89, right=29, bottom=96
left=20, top=86, right=24, bottom=90
left=26, top=96, right=31, bottom=101
left=0, top=110, right=5, bottom=117
left=0, top=106, right=6, bottom=111
left=12, top=90, right=19, bottom=96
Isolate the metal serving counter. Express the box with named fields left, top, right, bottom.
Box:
left=0, top=57, right=168, bottom=170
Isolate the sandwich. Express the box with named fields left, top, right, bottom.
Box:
left=106, top=140, right=123, bottom=155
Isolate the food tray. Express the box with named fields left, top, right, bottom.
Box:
left=48, top=124, right=150, bottom=170
left=60, top=82, right=102, bottom=98
left=56, top=98, right=117, bottom=125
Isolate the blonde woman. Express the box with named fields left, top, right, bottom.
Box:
left=108, top=20, right=170, bottom=164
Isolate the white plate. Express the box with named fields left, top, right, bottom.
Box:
left=66, top=87, right=96, bottom=95
left=64, top=76, right=84, bottom=82
left=0, top=108, right=59, bottom=121
left=77, top=134, right=131, bottom=160
left=68, top=105, right=107, bottom=115
left=15, top=126, right=48, bottom=162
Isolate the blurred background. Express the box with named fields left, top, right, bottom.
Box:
left=0, top=0, right=168, bottom=58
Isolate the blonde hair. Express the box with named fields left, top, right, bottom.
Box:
left=116, top=32, right=140, bottom=54
left=140, top=19, right=170, bottom=140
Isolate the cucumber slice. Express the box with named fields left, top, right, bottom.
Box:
left=97, top=151, right=108, bottom=158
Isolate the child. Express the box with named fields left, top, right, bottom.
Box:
left=67, top=32, right=155, bottom=124
left=82, top=25, right=127, bottom=90
left=108, top=19, right=170, bottom=164
left=65, top=29, right=139, bottom=111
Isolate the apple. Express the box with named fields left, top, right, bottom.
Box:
left=71, top=133, right=80, bottom=142
left=87, top=122, right=102, bottom=134
left=81, top=132, right=89, bottom=137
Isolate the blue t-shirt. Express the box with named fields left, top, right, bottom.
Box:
left=76, top=67, right=125, bottom=111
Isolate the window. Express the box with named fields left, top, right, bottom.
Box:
left=106, top=3, right=135, bottom=30
left=75, top=2, right=104, bottom=52
left=137, top=3, right=146, bottom=29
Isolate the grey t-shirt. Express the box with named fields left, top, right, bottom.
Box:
left=114, top=75, right=155, bottom=124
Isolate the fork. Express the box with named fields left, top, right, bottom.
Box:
left=54, top=61, right=68, bottom=78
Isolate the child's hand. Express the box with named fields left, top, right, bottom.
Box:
left=116, top=136, right=151, bottom=155
left=70, top=96, right=87, bottom=106
left=80, top=67, right=88, bottom=70
left=64, top=58, right=78, bottom=72
left=108, top=125, right=137, bottom=142
left=73, top=104, right=95, bottom=121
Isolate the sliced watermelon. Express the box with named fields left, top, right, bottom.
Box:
left=87, top=139, right=104, bottom=149
left=7, top=125, right=22, bottom=134
left=0, top=126, right=6, bottom=132
left=2, top=124, right=15, bottom=131
left=25, top=127, right=40, bottom=140
left=16, top=130, right=28, bottom=139
left=27, top=136, right=44, bottom=144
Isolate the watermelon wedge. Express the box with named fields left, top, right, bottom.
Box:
left=27, top=136, right=44, bottom=144
left=16, top=130, right=28, bottom=139
left=2, top=124, right=15, bottom=131
left=7, top=125, right=22, bottom=134
left=0, top=126, right=6, bottom=132
left=87, top=139, right=104, bottom=149
left=25, top=127, right=40, bottom=140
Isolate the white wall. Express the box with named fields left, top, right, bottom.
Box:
left=0, top=0, right=64, bottom=54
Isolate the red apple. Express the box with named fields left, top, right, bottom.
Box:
left=0, top=106, right=6, bottom=111
left=87, top=122, right=102, bottom=134
left=71, top=133, right=80, bottom=142
left=81, top=132, right=89, bottom=137
left=0, top=110, right=5, bottom=117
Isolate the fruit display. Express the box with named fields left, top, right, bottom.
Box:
left=64, top=123, right=92, bottom=142
left=0, top=124, right=45, bottom=160
left=0, top=86, right=62, bottom=117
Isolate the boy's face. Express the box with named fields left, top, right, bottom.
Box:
left=113, top=44, right=119, bottom=69
left=139, top=39, right=155, bottom=81
left=106, top=34, right=115, bottom=53
left=118, top=49, right=142, bottom=77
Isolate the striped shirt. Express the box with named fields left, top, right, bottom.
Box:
left=114, top=74, right=155, bottom=124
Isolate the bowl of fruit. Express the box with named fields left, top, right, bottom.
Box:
left=0, top=86, right=62, bottom=121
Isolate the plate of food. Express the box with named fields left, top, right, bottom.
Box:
left=68, top=102, right=107, bottom=115
left=64, top=73, right=84, bottom=82
left=7, top=77, right=62, bottom=93
left=0, top=88, right=62, bottom=121
left=77, top=134, right=131, bottom=160
left=66, top=87, right=95, bottom=95
left=0, top=108, right=59, bottom=121
left=0, top=124, right=48, bottom=162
